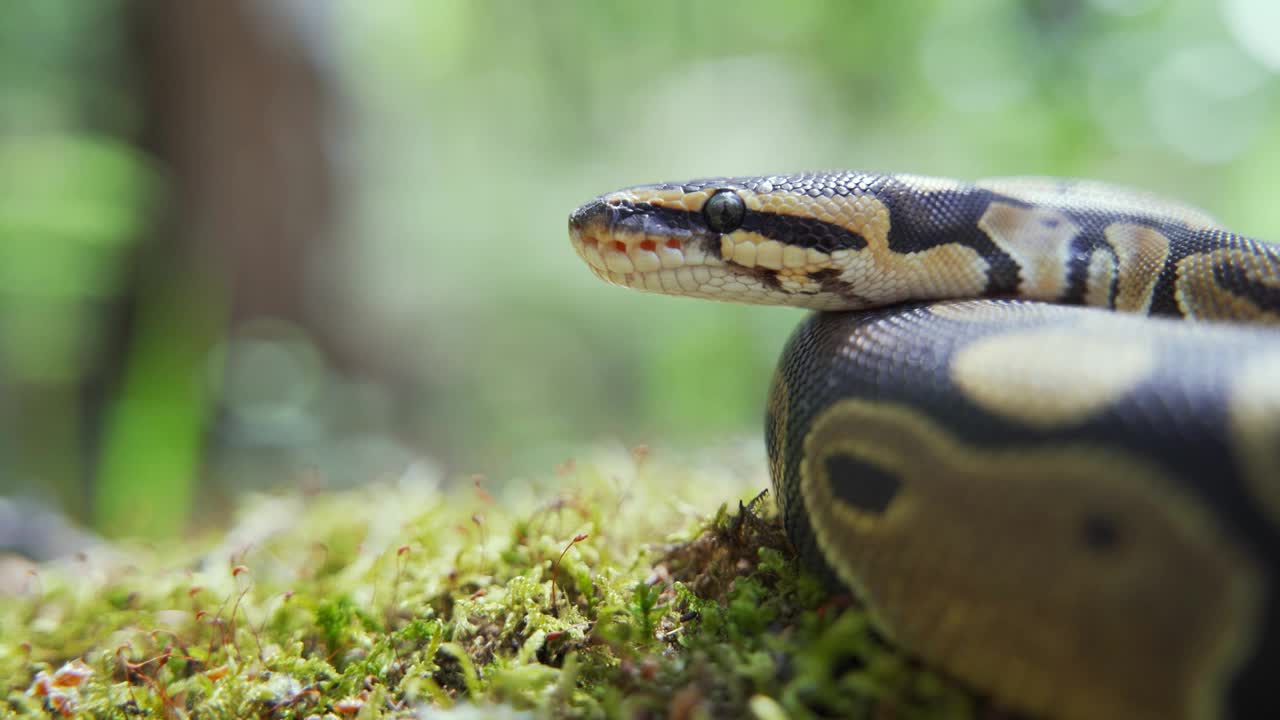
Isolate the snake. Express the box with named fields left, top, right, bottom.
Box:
left=567, top=171, right=1280, bottom=720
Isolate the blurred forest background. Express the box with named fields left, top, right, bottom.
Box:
left=1, top=0, right=1278, bottom=546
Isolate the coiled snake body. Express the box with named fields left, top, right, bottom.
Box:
left=568, top=172, right=1280, bottom=720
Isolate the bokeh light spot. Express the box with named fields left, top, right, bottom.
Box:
left=1145, top=45, right=1268, bottom=164
left=1222, top=0, right=1280, bottom=71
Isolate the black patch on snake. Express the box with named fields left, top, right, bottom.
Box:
left=825, top=453, right=901, bottom=515
left=1234, top=602, right=1280, bottom=717
left=605, top=201, right=868, bottom=253
left=1062, top=240, right=1117, bottom=307
left=1213, top=251, right=1280, bottom=310
left=730, top=263, right=785, bottom=292
left=1079, top=512, right=1124, bottom=553
left=1148, top=268, right=1186, bottom=316
left=589, top=200, right=703, bottom=238
left=874, top=180, right=1024, bottom=296
left=808, top=268, right=874, bottom=307
left=740, top=210, right=868, bottom=253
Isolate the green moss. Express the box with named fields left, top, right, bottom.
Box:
left=0, top=445, right=981, bottom=718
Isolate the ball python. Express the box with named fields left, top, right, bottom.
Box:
left=567, top=171, right=1280, bottom=720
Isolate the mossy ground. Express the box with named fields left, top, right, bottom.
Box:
left=0, top=443, right=981, bottom=719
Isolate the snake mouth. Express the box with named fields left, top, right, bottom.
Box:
left=570, top=227, right=715, bottom=275
left=568, top=196, right=727, bottom=293
left=569, top=227, right=725, bottom=295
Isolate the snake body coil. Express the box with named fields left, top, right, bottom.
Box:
left=568, top=171, right=1280, bottom=720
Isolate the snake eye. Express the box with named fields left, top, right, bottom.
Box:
left=703, top=190, right=745, bottom=233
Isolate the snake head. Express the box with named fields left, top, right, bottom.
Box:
left=568, top=180, right=736, bottom=296
left=569, top=175, right=875, bottom=310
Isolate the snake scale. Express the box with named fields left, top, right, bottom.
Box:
left=567, top=171, right=1280, bottom=720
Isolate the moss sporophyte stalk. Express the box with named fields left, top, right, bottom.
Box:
left=1, top=445, right=978, bottom=718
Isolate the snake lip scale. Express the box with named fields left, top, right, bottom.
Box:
left=569, top=171, right=1280, bottom=720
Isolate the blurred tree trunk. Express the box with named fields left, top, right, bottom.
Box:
left=94, top=0, right=340, bottom=538
left=133, top=0, right=336, bottom=332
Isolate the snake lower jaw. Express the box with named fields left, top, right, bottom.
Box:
left=569, top=227, right=854, bottom=308
left=569, top=225, right=739, bottom=299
